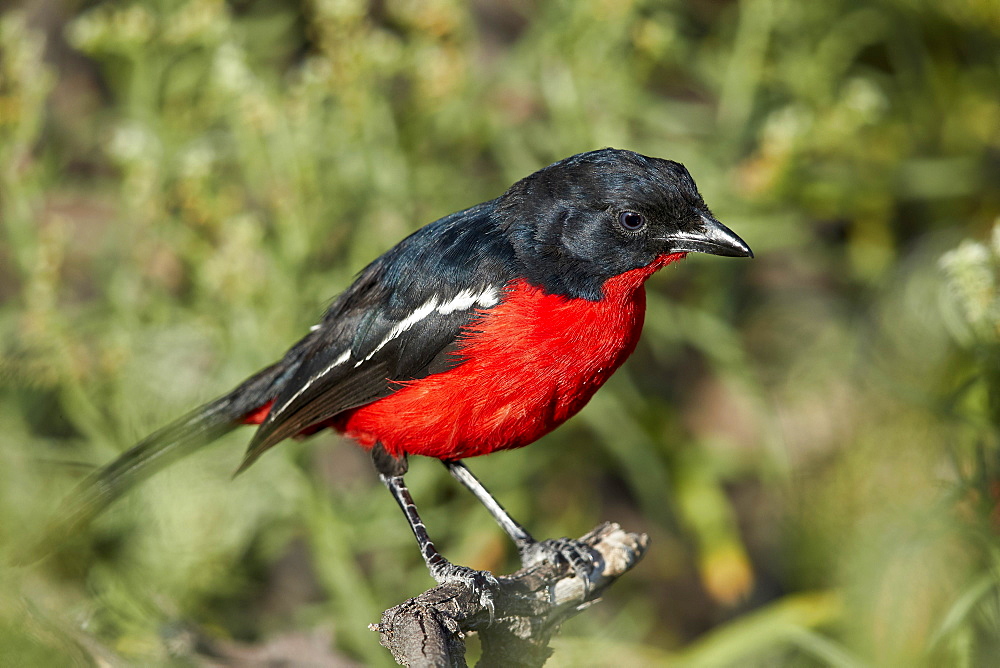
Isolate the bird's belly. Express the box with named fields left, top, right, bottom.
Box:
left=338, top=276, right=650, bottom=459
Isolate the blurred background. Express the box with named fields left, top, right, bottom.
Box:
left=2, top=0, right=999, bottom=665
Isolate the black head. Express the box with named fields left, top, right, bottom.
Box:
left=495, top=148, right=752, bottom=299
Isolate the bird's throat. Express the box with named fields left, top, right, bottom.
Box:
left=601, top=251, right=686, bottom=299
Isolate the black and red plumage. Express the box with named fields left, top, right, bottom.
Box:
left=35, top=148, right=752, bottom=594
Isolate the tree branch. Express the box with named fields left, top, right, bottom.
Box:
left=372, top=522, right=648, bottom=667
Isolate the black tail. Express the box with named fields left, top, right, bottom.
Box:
left=15, top=354, right=304, bottom=565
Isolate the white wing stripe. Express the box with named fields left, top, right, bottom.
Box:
left=277, top=349, right=351, bottom=413
left=355, top=286, right=500, bottom=367
left=269, top=286, right=501, bottom=416
left=357, top=298, right=439, bottom=365
left=475, top=286, right=499, bottom=308
left=436, top=289, right=478, bottom=315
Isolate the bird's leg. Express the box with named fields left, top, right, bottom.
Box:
left=443, top=459, right=535, bottom=548
left=371, top=445, right=497, bottom=615
left=443, top=459, right=598, bottom=592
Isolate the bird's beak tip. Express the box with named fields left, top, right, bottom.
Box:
left=662, top=215, right=753, bottom=259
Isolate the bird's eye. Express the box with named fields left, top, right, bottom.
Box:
left=618, top=211, right=646, bottom=231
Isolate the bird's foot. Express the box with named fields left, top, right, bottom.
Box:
left=520, top=537, right=599, bottom=595
left=429, top=560, right=500, bottom=621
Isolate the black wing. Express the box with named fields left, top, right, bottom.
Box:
left=236, top=201, right=517, bottom=471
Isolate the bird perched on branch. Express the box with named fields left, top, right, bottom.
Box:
left=31, top=148, right=752, bottom=600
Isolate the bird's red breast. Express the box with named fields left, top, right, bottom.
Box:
left=334, top=252, right=686, bottom=459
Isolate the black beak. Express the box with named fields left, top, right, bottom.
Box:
left=661, top=214, right=753, bottom=258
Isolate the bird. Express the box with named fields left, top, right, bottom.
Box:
left=30, top=148, right=752, bottom=599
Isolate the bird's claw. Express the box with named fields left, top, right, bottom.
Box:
left=430, top=562, right=499, bottom=622
left=520, top=537, right=599, bottom=596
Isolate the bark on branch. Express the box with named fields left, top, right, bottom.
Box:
left=372, top=522, right=648, bottom=667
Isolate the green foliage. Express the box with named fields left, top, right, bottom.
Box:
left=2, top=0, right=999, bottom=664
